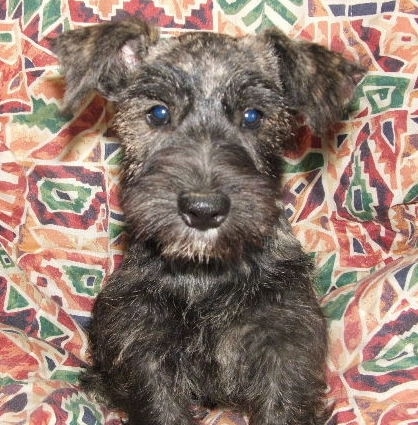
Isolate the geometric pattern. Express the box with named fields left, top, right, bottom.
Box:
left=323, top=256, right=418, bottom=424
left=0, top=0, right=417, bottom=424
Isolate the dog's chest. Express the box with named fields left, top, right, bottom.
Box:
left=168, top=311, right=240, bottom=403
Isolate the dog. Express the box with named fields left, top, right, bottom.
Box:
left=54, top=18, right=364, bottom=425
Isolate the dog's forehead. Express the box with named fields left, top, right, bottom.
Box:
left=144, top=32, right=280, bottom=94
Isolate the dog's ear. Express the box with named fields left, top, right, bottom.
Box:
left=262, top=29, right=365, bottom=135
left=53, top=18, right=159, bottom=113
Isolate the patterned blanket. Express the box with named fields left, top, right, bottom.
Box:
left=0, top=1, right=417, bottom=424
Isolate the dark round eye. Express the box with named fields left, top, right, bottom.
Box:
left=146, top=105, right=171, bottom=126
left=242, top=109, right=263, bottom=129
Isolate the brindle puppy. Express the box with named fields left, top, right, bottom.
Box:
left=55, top=18, right=364, bottom=425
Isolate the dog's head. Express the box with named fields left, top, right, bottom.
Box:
left=55, top=18, right=364, bottom=263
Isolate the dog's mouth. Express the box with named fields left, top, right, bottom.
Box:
left=159, top=226, right=224, bottom=263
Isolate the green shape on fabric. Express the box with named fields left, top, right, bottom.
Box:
left=404, top=184, right=418, bottom=204
left=42, top=0, right=63, bottom=33
left=65, top=395, right=104, bottom=425
left=315, top=254, right=335, bottom=296
left=217, top=0, right=301, bottom=32
left=0, top=249, right=15, bottom=269
left=7, top=286, right=30, bottom=310
left=13, top=97, right=70, bottom=133
left=39, top=180, right=92, bottom=213
left=110, top=222, right=126, bottom=240
left=322, top=291, right=355, bottom=321
left=352, top=75, right=410, bottom=114
left=282, top=152, right=324, bottom=174
left=407, top=264, right=418, bottom=289
left=40, top=316, right=65, bottom=339
left=0, top=32, right=13, bottom=43
left=51, top=369, right=81, bottom=384
left=346, top=154, right=376, bottom=221
left=336, top=271, right=358, bottom=288
left=362, top=331, right=418, bottom=373
left=63, top=265, right=104, bottom=297
left=23, top=0, right=43, bottom=25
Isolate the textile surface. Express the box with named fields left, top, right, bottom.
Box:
left=0, top=0, right=417, bottom=424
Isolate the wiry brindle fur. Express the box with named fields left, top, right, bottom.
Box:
left=54, top=18, right=364, bottom=425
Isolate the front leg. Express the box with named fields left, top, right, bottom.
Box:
left=216, top=303, right=328, bottom=425
left=123, top=363, right=196, bottom=425
left=84, top=277, right=197, bottom=425
left=84, top=339, right=198, bottom=425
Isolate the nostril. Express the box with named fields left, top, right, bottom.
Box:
left=178, top=191, right=231, bottom=230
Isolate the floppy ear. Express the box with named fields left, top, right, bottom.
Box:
left=53, top=18, right=159, bottom=113
left=263, top=29, right=366, bottom=135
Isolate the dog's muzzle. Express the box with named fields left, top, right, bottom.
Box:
left=177, top=191, right=231, bottom=231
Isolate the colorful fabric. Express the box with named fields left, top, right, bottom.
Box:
left=0, top=0, right=417, bottom=424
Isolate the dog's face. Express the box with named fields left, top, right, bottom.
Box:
left=55, top=19, right=364, bottom=263
left=115, top=33, right=292, bottom=262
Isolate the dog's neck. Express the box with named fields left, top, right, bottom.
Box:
left=124, top=230, right=311, bottom=307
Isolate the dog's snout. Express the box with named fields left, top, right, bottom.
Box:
left=178, top=191, right=231, bottom=231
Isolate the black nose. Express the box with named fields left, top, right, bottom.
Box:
left=178, top=191, right=231, bottom=231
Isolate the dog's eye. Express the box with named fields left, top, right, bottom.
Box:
left=146, top=105, right=171, bottom=126
left=242, top=109, right=263, bottom=129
